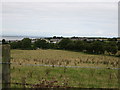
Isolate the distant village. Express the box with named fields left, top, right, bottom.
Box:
left=1, top=36, right=120, bottom=44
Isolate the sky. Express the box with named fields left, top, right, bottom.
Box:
left=1, top=0, right=119, bottom=37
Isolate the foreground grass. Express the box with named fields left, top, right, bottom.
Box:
left=11, top=65, right=118, bottom=88
left=10, top=49, right=119, bottom=88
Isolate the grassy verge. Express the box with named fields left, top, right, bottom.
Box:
left=11, top=64, right=118, bottom=88
left=11, top=49, right=118, bottom=68
left=10, top=49, right=119, bottom=88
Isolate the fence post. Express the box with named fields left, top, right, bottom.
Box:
left=2, top=44, right=10, bottom=88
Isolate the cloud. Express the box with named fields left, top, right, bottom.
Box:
left=1, top=0, right=119, bottom=2
left=1, top=2, right=118, bottom=37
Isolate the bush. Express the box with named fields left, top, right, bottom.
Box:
left=105, top=41, right=118, bottom=55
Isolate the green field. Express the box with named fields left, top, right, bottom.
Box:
left=11, top=49, right=119, bottom=88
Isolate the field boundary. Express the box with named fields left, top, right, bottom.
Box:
left=9, top=62, right=120, bottom=70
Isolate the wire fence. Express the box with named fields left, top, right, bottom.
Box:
left=2, top=82, right=72, bottom=88
left=1, top=62, right=120, bottom=70
left=1, top=45, right=120, bottom=88
left=2, top=61, right=120, bottom=88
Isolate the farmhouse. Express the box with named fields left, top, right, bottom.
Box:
left=49, top=39, right=62, bottom=43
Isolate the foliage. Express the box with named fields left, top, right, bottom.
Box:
left=58, top=38, right=72, bottom=49
left=21, top=38, right=32, bottom=49
left=117, top=42, right=120, bottom=50
left=74, top=41, right=85, bottom=51
left=10, top=41, right=22, bottom=49
left=105, top=41, right=118, bottom=55
left=2, top=39, right=8, bottom=44
left=34, top=39, right=48, bottom=49
left=107, top=38, right=117, bottom=41
left=92, top=41, right=105, bottom=54
left=10, top=38, right=31, bottom=49
left=9, top=38, right=119, bottom=55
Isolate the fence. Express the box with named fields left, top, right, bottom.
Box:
left=1, top=45, right=120, bottom=89
left=9, top=62, right=120, bottom=70
left=2, top=45, right=10, bottom=88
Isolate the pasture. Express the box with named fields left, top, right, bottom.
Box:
left=10, top=49, right=119, bottom=88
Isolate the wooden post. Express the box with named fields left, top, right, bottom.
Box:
left=2, top=44, right=10, bottom=88
left=118, top=57, right=120, bottom=88
left=119, top=1, right=120, bottom=88
left=0, top=45, right=2, bottom=90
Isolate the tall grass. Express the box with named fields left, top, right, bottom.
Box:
left=10, top=49, right=119, bottom=88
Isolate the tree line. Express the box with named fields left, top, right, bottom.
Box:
left=2, top=38, right=120, bottom=56
left=58, top=38, right=119, bottom=55
left=2, top=38, right=57, bottom=50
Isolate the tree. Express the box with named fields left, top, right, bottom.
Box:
left=10, top=41, right=22, bottom=49
left=58, top=38, right=72, bottom=49
left=66, top=42, right=75, bottom=50
left=21, top=38, right=31, bottom=49
left=2, top=39, right=7, bottom=44
left=74, top=41, right=85, bottom=51
left=53, top=36, right=57, bottom=39
left=85, top=42, right=94, bottom=53
left=108, top=38, right=117, bottom=41
left=34, top=39, right=48, bottom=49
left=105, top=41, right=118, bottom=55
left=92, top=41, right=105, bottom=54
left=117, top=42, right=120, bottom=50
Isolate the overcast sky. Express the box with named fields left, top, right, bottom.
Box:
left=1, top=0, right=119, bottom=37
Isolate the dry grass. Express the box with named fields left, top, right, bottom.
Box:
left=11, top=49, right=119, bottom=68
left=10, top=49, right=119, bottom=88
left=11, top=64, right=118, bottom=88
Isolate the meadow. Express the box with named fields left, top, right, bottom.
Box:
left=10, top=49, right=119, bottom=88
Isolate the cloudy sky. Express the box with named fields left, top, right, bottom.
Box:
left=1, top=0, right=119, bottom=37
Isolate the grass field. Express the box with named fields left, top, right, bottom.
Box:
left=10, top=49, right=119, bottom=88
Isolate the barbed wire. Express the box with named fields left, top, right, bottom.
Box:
left=2, top=82, right=72, bottom=88
left=1, top=62, right=120, bottom=70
